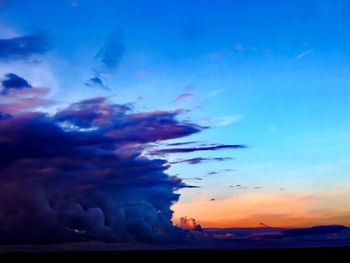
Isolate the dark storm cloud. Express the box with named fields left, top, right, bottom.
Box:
left=1, top=73, right=32, bottom=95
left=251, top=225, right=347, bottom=240
left=54, top=98, right=202, bottom=142
left=281, top=225, right=347, bottom=237
left=0, top=34, right=49, bottom=62
left=170, top=157, right=233, bottom=165
left=0, top=95, right=203, bottom=245
left=151, top=144, right=246, bottom=155
left=0, top=112, right=11, bottom=120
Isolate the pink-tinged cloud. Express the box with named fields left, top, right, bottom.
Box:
left=178, top=217, right=202, bottom=231
left=0, top=87, right=52, bottom=115
left=173, top=93, right=193, bottom=103
left=0, top=75, right=249, bottom=246
left=0, top=93, right=206, bottom=245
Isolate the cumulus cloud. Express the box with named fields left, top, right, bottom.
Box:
left=0, top=89, right=206, bottom=245
left=0, top=73, right=32, bottom=95
left=0, top=33, right=50, bottom=62
left=178, top=217, right=202, bottom=231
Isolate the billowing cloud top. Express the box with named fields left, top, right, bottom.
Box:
left=0, top=88, right=204, bottom=245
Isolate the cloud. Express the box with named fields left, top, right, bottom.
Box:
left=170, top=157, right=233, bottom=165
left=173, top=93, right=194, bottom=103
left=0, top=93, right=204, bottom=245
left=0, top=33, right=50, bottom=62
left=178, top=217, right=202, bottom=231
left=0, top=112, right=11, bottom=120
left=86, top=30, right=125, bottom=90
left=252, top=225, right=347, bottom=240
left=84, top=76, right=109, bottom=90
left=258, top=223, right=270, bottom=228
left=0, top=74, right=52, bottom=114
left=205, top=89, right=224, bottom=98
left=281, top=225, right=346, bottom=237
left=295, top=49, right=313, bottom=59
left=95, top=30, right=125, bottom=72
left=181, top=177, right=202, bottom=181
left=1, top=73, right=32, bottom=95
left=229, top=184, right=248, bottom=189
left=151, top=144, right=246, bottom=155
left=166, top=141, right=198, bottom=146
left=199, top=115, right=243, bottom=127
left=205, top=169, right=234, bottom=177
left=213, top=115, right=242, bottom=127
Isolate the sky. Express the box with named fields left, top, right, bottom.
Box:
left=1, top=0, right=350, bottom=250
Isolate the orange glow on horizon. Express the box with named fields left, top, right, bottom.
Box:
left=172, top=192, right=350, bottom=228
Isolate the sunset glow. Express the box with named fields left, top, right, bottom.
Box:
left=1, top=0, right=350, bottom=252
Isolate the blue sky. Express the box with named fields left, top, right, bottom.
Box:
left=1, top=0, right=350, bottom=229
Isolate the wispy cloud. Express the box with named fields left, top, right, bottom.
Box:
left=173, top=93, right=194, bottom=103
left=295, top=49, right=313, bottom=59
left=0, top=33, right=50, bottom=62
left=205, top=169, right=235, bottom=177
left=95, top=30, right=125, bottom=71
left=151, top=144, right=246, bottom=155
left=86, top=30, right=125, bottom=90
left=170, top=157, right=233, bottom=165
left=84, top=76, right=109, bottom=90
left=199, top=114, right=243, bottom=127
left=205, top=89, right=225, bottom=99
